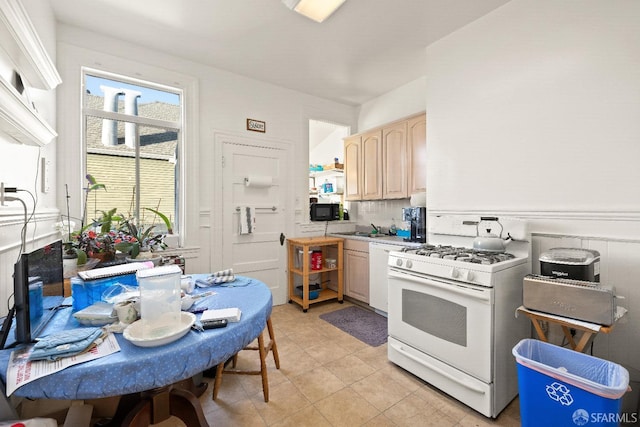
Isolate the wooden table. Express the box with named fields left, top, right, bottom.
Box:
left=517, top=306, right=614, bottom=353
left=287, top=236, right=344, bottom=312
left=1, top=275, right=273, bottom=426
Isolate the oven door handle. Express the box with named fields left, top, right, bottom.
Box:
left=389, top=269, right=491, bottom=302
left=389, top=341, right=486, bottom=395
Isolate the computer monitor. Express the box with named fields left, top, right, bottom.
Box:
left=11, top=240, right=65, bottom=345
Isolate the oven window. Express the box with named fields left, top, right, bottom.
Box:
left=402, top=289, right=467, bottom=347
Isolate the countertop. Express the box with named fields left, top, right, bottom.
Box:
left=327, top=233, right=422, bottom=248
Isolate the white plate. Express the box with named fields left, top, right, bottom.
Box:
left=123, top=312, right=196, bottom=347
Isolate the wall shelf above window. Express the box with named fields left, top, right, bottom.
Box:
left=0, top=0, right=62, bottom=90
left=0, top=0, right=61, bottom=146
left=0, top=76, right=57, bottom=146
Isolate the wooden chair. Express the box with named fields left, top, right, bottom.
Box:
left=212, top=317, right=280, bottom=402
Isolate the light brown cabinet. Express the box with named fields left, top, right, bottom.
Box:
left=344, top=112, right=425, bottom=201
left=343, top=136, right=362, bottom=200
left=343, top=239, right=369, bottom=303
left=344, top=130, right=383, bottom=201
left=361, top=130, right=382, bottom=200
left=382, top=121, right=408, bottom=199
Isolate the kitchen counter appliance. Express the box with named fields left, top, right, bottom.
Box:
left=539, top=247, right=600, bottom=282
left=522, top=275, right=617, bottom=325
left=387, top=216, right=530, bottom=418
left=402, top=206, right=426, bottom=243
left=310, top=202, right=339, bottom=221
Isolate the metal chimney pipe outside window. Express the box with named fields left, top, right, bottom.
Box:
left=100, top=86, right=124, bottom=147
left=122, top=89, right=142, bottom=149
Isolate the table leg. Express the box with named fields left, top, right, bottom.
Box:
left=561, top=326, right=577, bottom=349
left=530, top=318, right=549, bottom=342
left=114, top=384, right=209, bottom=427
left=573, top=330, right=596, bottom=353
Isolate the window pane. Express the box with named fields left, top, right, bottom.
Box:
left=85, top=118, right=177, bottom=232
left=84, top=74, right=180, bottom=121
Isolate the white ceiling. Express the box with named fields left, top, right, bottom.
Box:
left=50, top=0, right=510, bottom=106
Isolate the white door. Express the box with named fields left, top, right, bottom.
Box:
left=220, top=140, right=289, bottom=305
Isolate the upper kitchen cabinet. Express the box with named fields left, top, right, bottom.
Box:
left=407, top=114, right=426, bottom=195
left=361, top=130, right=382, bottom=200
left=344, top=113, right=426, bottom=201
left=344, top=135, right=361, bottom=200
left=382, top=121, right=408, bottom=199
left=0, top=0, right=61, bottom=146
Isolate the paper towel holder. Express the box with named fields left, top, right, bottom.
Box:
left=244, top=175, right=273, bottom=188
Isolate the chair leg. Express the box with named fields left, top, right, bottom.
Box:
left=212, top=316, right=279, bottom=403
left=211, top=362, right=225, bottom=400
left=266, top=317, right=280, bottom=369
left=257, top=332, right=269, bottom=402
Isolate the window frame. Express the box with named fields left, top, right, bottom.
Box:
left=80, top=67, right=184, bottom=239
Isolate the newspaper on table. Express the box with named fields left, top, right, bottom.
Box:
left=5, top=332, right=120, bottom=396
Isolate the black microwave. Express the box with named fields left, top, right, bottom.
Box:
left=310, top=203, right=340, bottom=221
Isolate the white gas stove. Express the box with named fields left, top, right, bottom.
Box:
left=389, top=243, right=529, bottom=287
left=387, top=216, right=531, bottom=418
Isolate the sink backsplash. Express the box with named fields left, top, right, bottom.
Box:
left=348, top=199, right=410, bottom=232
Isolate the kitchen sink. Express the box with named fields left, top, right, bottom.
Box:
left=335, top=231, right=389, bottom=238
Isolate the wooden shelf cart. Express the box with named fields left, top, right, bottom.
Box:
left=287, top=236, right=344, bottom=312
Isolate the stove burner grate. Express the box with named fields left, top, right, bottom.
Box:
left=401, top=245, right=516, bottom=265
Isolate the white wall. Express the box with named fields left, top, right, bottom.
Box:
left=357, top=76, right=426, bottom=132
left=54, top=25, right=357, bottom=274
left=309, top=127, right=348, bottom=166
left=426, top=0, right=640, bottom=227
left=0, top=0, right=60, bottom=317
left=425, top=0, right=640, bottom=371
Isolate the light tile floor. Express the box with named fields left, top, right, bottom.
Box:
left=184, top=300, right=522, bottom=427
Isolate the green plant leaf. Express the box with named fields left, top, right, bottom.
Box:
left=144, top=207, right=173, bottom=234
left=76, top=249, right=87, bottom=265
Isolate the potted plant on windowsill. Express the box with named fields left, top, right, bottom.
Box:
left=115, top=208, right=173, bottom=265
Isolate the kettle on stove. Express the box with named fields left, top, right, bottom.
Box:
left=473, top=217, right=511, bottom=253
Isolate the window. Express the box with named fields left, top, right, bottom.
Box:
left=81, top=69, right=182, bottom=235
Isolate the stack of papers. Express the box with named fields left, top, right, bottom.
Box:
left=201, top=308, right=242, bottom=323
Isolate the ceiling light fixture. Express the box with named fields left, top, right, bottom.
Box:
left=282, top=0, right=347, bottom=23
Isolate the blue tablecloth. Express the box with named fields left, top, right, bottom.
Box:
left=0, top=275, right=272, bottom=400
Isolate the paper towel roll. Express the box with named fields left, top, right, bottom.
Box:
left=245, top=175, right=272, bottom=188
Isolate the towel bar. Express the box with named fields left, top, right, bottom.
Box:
left=235, top=206, right=277, bottom=212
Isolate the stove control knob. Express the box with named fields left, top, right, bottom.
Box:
left=396, top=259, right=403, bottom=267
left=463, top=270, right=474, bottom=281
left=406, top=260, right=413, bottom=269
left=450, top=268, right=459, bottom=278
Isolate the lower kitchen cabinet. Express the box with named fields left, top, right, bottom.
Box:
left=344, top=239, right=369, bottom=303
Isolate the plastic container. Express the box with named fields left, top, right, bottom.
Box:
left=28, top=280, right=43, bottom=322
left=137, top=265, right=182, bottom=338
left=311, top=250, right=323, bottom=270
left=512, top=339, right=629, bottom=427
left=295, top=284, right=321, bottom=300
left=71, top=273, right=138, bottom=312
left=325, top=258, right=337, bottom=269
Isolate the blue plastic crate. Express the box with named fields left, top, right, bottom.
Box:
left=513, top=339, right=629, bottom=427
left=71, top=273, right=138, bottom=312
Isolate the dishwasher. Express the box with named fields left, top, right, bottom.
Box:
left=368, top=242, right=401, bottom=315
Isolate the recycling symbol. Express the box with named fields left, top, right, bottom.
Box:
left=546, top=382, right=573, bottom=406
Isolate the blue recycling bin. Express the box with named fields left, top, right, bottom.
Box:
left=512, top=339, right=629, bottom=427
